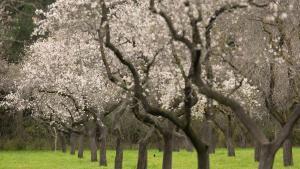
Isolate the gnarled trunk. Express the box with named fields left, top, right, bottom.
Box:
left=283, top=134, right=293, bottom=166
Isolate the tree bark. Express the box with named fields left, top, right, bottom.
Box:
left=258, top=145, right=275, bottom=169
left=70, top=132, right=77, bottom=155
left=162, top=133, right=173, bottom=169
left=196, top=147, right=209, bottom=169
left=283, top=134, right=293, bottom=166
left=115, top=136, right=123, bottom=169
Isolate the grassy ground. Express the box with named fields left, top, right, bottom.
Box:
left=0, top=148, right=299, bottom=169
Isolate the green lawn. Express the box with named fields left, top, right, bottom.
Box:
left=0, top=148, right=299, bottom=169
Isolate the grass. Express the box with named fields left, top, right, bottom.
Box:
left=0, top=148, right=299, bottom=169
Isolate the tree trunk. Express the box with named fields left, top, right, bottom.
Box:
left=254, top=142, right=260, bottom=162
left=77, top=133, right=84, bottom=159
left=137, top=140, right=148, bottom=169
left=258, top=145, right=275, bottom=169
left=226, top=115, right=235, bottom=157
left=89, top=135, right=97, bottom=162
left=240, top=132, right=247, bottom=148
left=201, top=120, right=215, bottom=154
left=70, top=132, right=77, bottom=155
left=88, top=121, right=97, bottom=162
left=283, top=134, right=293, bottom=166
left=226, top=136, right=235, bottom=157
left=115, top=136, right=123, bottom=169
left=59, top=132, right=66, bottom=153
left=184, top=136, right=194, bottom=152
left=51, top=127, right=58, bottom=151
left=99, top=138, right=107, bottom=166
left=207, top=121, right=215, bottom=154
left=137, top=128, right=154, bottom=169
left=162, top=133, right=173, bottom=169
left=196, top=146, right=209, bottom=169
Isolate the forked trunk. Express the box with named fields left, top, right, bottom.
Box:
left=258, top=145, right=275, bottom=169
left=283, top=134, right=293, bottom=166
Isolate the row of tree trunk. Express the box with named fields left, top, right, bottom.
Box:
left=54, top=118, right=295, bottom=169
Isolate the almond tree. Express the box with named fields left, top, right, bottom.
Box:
left=21, top=0, right=300, bottom=169
left=98, top=1, right=300, bottom=169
